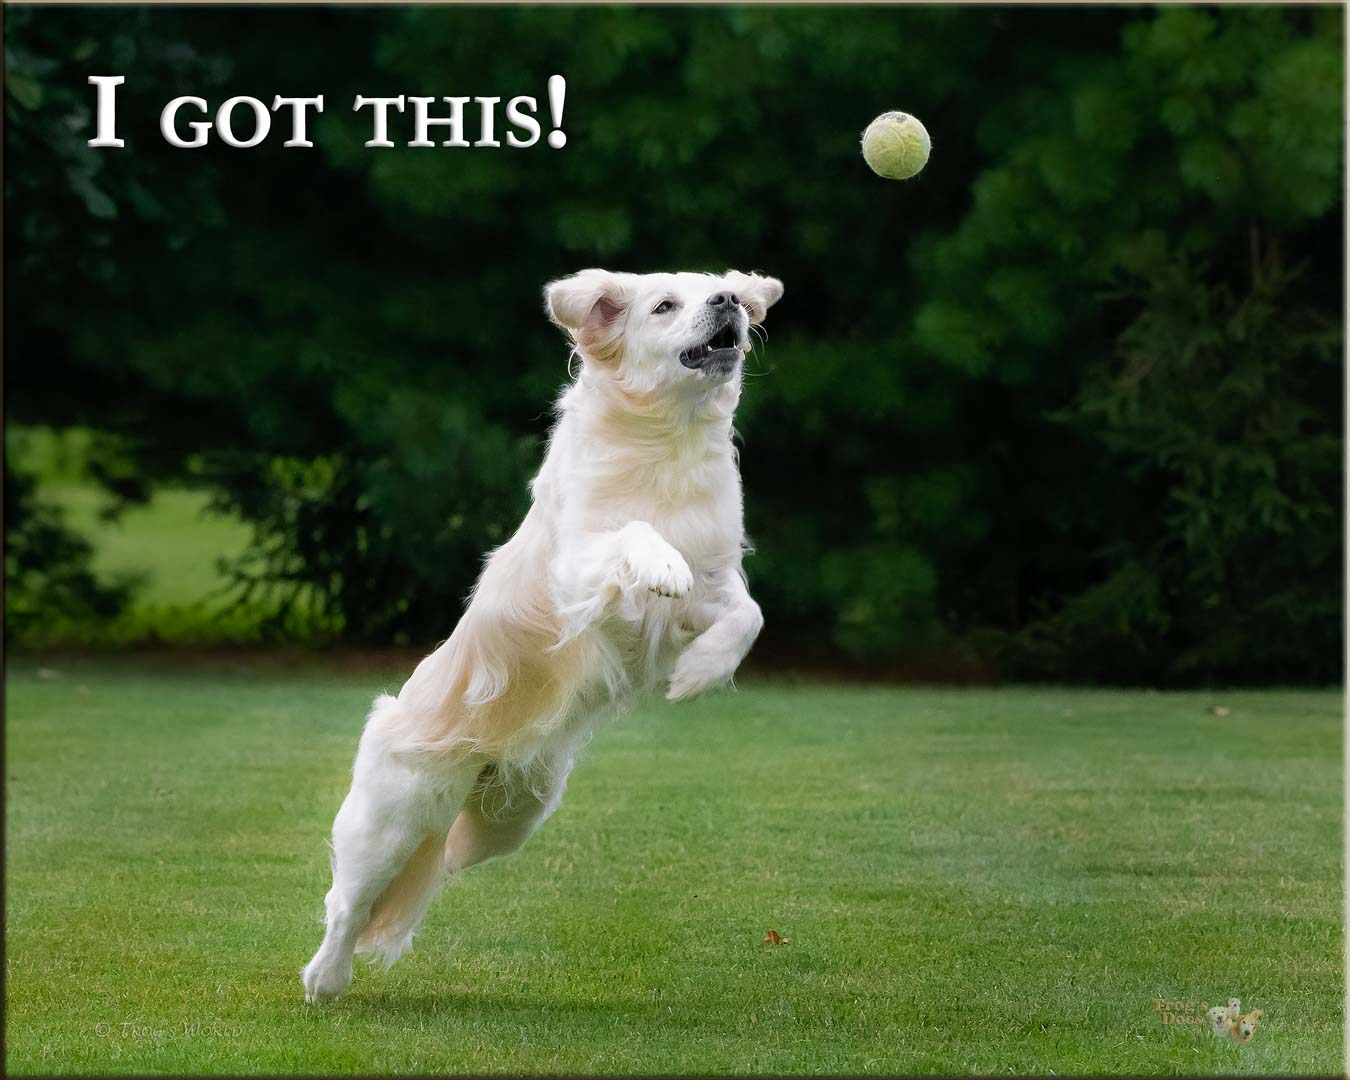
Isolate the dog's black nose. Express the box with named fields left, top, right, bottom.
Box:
left=707, top=291, right=739, bottom=308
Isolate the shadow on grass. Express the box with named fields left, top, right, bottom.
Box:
left=333, top=988, right=662, bottom=1023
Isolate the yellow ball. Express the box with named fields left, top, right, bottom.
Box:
left=861, top=111, right=931, bottom=180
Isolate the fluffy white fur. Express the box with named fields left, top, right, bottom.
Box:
left=302, top=268, right=783, bottom=1001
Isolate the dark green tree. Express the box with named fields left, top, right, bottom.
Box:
left=5, top=7, right=1342, bottom=679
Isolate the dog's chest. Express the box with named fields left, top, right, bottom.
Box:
left=609, top=458, right=743, bottom=571
left=601, top=586, right=698, bottom=692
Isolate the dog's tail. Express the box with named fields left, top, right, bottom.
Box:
left=353, top=831, right=450, bottom=969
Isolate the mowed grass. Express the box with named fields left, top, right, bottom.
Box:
left=10, top=426, right=265, bottom=644
left=45, top=485, right=252, bottom=610
left=22, top=488, right=329, bottom=647
left=3, top=659, right=1343, bottom=1075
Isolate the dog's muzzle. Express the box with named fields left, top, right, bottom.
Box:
left=679, top=320, right=742, bottom=371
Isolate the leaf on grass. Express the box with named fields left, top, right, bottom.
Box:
left=763, top=929, right=787, bottom=945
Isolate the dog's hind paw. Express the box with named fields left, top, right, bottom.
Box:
left=301, top=954, right=353, bottom=1003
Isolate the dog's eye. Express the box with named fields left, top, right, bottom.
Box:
left=652, top=300, right=676, bottom=315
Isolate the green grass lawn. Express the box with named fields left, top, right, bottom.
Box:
left=15, top=485, right=299, bottom=648
left=19, top=486, right=332, bottom=647
left=4, top=659, right=1343, bottom=1075
left=44, top=485, right=252, bottom=610
left=10, top=425, right=260, bottom=643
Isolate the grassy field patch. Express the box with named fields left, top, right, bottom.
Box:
left=4, top=659, right=1343, bottom=1074
left=43, top=485, right=252, bottom=611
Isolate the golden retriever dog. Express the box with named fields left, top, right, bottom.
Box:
left=302, top=268, right=783, bottom=1001
left=1231, top=1009, right=1263, bottom=1043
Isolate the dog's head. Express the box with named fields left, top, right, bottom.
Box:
left=1207, top=1006, right=1230, bottom=1033
left=544, top=269, right=784, bottom=396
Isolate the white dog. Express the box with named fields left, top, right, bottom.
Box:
left=302, top=268, right=783, bottom=1001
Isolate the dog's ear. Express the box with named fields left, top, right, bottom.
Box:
left=724, top=271, right=784, bottom=325
left=544, top=269, right=627, bottom=363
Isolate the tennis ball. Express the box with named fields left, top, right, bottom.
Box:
left=860, top=111, right=931, bottom=180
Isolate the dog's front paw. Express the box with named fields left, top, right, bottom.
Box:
left=620, top=524, right=693, bottom=599
left=666, top=650, right=729, bottom=702
left=637, top=554, right=694, bottom=599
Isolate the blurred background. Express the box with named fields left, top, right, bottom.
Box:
left=4, top=5, right=1343, bottom=684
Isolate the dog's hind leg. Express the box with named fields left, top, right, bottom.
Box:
left=302, top=702, right=478, bottom=1002
left=446, top=754, right=574, bottom=874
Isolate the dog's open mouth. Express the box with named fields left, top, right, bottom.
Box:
left=679, top=324, right=742, bottom=371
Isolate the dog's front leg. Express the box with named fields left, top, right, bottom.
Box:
left=551, top=521, right=694, bottom=640
left=667, top=568, right=763, bottom=701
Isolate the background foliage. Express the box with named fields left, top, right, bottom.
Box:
left=4, top=6, right=1343, bottom=682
